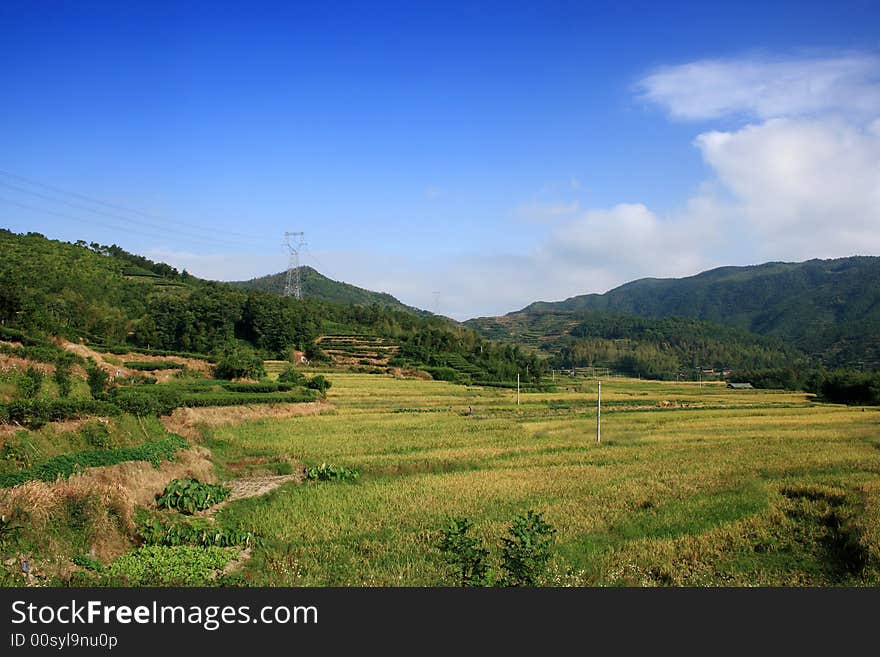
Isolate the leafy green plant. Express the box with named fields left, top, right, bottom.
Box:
left=437, top=517, right=491, bottom=587
left=106, top=545, right=234, bottom=586
left=135, top=512, right=257, bottom=548
left=16, top=366, right=44, bottom=398
left=0, top=434, right=187, bottom=488
left=499, top=510, right=557, bottom=587
left=156, top=478, right=231, bottom=514
left=436, top=510, right=557, bottom=587
left=304, top=462, right=359, bottom=482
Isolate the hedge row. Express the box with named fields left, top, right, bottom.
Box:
left=180, top=390, right=319, bottom=407
left=0, top=399, right=122, bottom=427
left=0, top=434, right=188, bottom=488
left=87, top=344, right=218, bottom=362
left=220, top=381, right=299, bottom=393
left=123, top=361, right=184, bottom=371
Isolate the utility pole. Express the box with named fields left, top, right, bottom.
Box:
left=283, top=231, right=306, bottom=299
left=517, top=373, right=520, bottom=406
left=596, top=380, right=601, bottom=443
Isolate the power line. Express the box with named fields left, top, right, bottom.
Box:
left=0, top=169, right=261, bottom=241
left=0, top=180, right=257, bottom=248
left=0, top=195, right=251, bottom=250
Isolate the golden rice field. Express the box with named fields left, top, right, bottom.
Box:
left=207, top=373, right=880, bottom=586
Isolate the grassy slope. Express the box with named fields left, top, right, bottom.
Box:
left=502, top=257, right=880, bottom=367
left=210, top=373, right=880, bottom=586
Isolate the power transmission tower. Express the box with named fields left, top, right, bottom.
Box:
left=283, top=231, right=306, bottom=299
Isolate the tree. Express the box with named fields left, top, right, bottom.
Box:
left=85, top=359, right=109, bottom=398
left=213, top=343, right=265, bottom=380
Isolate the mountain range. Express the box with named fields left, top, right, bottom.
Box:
left=465, top=257, right=880, bottom=368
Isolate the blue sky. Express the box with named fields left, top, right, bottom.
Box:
left=2, top=1, right=879, bottom=319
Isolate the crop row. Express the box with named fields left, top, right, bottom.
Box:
left=0, top=434, right=187, bottom=488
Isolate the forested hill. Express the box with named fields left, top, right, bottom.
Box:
left=0, top=229, right=545, bottom=384
left=504, top=257, right=880, bottom=368
left=230, top=266, right=427, bottom=315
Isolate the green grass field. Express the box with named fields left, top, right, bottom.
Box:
left=202, top=373, right=880, bottom=586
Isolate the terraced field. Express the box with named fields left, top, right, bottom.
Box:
left=206, top=373, right=880, bottom=586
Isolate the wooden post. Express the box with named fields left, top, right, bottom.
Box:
left=597, top=380, right=601, bottom=443
left=517, top=373, right=520, bottom=406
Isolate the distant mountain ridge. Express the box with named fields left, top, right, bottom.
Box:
left=230, top=266, right=430, bottom=315
left=468, top=256, right=880, bottom=367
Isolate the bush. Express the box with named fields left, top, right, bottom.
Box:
left=79, top=420, right=112, bottom=449
left=436, top=510, right=557, bottom=587
left=499, top=510, right=556, bottom=587
left=438, top=517, right=491, bottom=587
left=16, top=367, right=43, bottom=398
left=85, top=359, right=109, bottom=398
left=1, top=398, right=121, bottom=429
left=53, top=358, right=73, bottom=398
left=305, top=375, right=331, bottom=395
left=108, top=387, right=183, bottom=416
left=213, top=344, right=265, bottom=380
left=156, top=478, right=231, bottom=514
left=277, top=365, right=305, bottom=385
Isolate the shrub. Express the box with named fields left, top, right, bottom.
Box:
left=156, top=478, right=231, bottom=514
left=277, top=365, right=305, bottom=385
left=79, top=420, right=112, bottom=449
left=304, top=463, right=359, bottom=482
left=1, top=399, right=121, bottom=429
left=16, top=367, right=43, bottom=398
left=108, top=387, right=182, bottom=416
left=306, top=375, right=332, bottom=395
left=53, top=358, right=73, bottom=398
left=213, top=344, right=265, bottom=380
left=499, top=510, right=556, bottom=587
left=438, top=517, right=491, bottom=587
left=85, top=359, right=109, bottom=398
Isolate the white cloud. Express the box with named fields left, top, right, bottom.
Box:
left=695, top=117, right=880, bottom=258
left=638, top=53, right=880, bottom=121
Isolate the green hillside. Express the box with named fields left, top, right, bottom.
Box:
left=467, top=310, right=802, bottom=379
left=230, top=266, right=428, bottom=315
left=500, top=257, right=880, bottom=368
left=0, top=229, right=541, bottom=384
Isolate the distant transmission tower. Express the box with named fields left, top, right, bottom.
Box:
left=432, top=291, right=441, bottom=314
left=283, top=231, right=306, bottom=299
